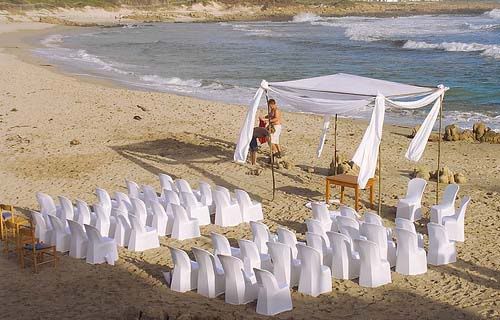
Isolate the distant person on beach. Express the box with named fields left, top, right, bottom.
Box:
left=249, top=126, right=269, bottom=165
left=261, top=99, right=282, bottom=158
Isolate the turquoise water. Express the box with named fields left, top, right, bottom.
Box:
left=35, top=10, right=500, bottom=130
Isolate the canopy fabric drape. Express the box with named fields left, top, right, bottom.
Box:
left=233, top=74, right=447, bottom=188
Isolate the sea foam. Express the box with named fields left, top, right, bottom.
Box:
left=403, top=40, right=500, bottom=59
left=292, top=12, right=322, bottom=23
left=486, top=8, right=500, bottom=19
left=140, top=75, right=203, bottom=88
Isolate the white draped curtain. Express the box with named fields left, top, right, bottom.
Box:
left=233, top=75, right=447, bottom=189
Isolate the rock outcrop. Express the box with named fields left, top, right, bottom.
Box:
left=411, top=165, right=466, bottom=184
left=412, top=121, right=499, bottom=144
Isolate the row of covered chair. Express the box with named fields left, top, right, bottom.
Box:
left=166, top=226, right=295, bottom=316
left=129, top=174, right=263, bottom=228
left=31, top=210, right=118, bottom=265
left=308, top=187, right=469, bottom=286
left=396, top=180, right=470, bottom=240
left=35, top=191, right=160, bottom=255
left=34, top=173, right=264, bottom=252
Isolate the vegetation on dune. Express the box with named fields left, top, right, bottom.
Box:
left=2, top=0, right=353, bottom=9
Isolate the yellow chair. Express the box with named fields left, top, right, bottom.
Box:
left=3, top=219, right=20, bottom=257
left=0, top=204, right=14, bottom=240
left=17, top=221, right=58, bottom=273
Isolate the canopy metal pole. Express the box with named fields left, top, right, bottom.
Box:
left=436, top=95, right=444, bottom=204
left=333, top=114, right=338, bottom=176
left=378, top=143, right=382, bottom=215
left=265, top=91, right=276, bottom=201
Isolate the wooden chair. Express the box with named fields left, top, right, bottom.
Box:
left=0, top=204, right=14, bottom=240
left=2, top=219, right=20, bottom=257
left=17, top=221, right=57, bottom=273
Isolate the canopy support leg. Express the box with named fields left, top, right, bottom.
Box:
left=436, top=95, right=444, bottom=205
left=333, top=114, right=338, bottom=176
left=378, top=143, right=382, bottom=215
left=265, top=91, right=276, bottom=201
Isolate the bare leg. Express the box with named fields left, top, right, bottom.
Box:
left=271, top=144, right=278, bottom=154
left=250, top=151, right=256, bottom=165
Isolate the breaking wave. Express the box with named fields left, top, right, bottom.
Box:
left=220, top=23, right=278, bottom=38
left=292, top=12, right=322, bottom=23
left=140, top=75, right=203, bottom=88
left=485, top=8, right=500, bottom=19
left=403, top=40, right=500, bottom=59
left=40, top=34, right=65, bottom=48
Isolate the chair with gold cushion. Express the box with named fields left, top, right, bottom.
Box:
left=17, top=221, right=57, bottom=273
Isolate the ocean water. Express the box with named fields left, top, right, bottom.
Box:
left=34, top=10, right=500, bottom=130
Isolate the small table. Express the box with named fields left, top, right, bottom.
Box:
left=325, top=174, right=375, bottom=211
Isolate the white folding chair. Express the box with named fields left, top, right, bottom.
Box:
left=67, top=219, right=88, bottom=259
left=276, top=227, right=304, bottom=259
left=311, top=202, right=339, bottom=232
left=340, top=205, right=361, bottom=219
left=296, top=243, right=331, bottom=297
left=238, top=239, right=272, bottom=276
left=171, top=204, right=200, bottom=241
left=394, top=228, right=427, bottom=275
left=198, top=181, right=214, bottom=213
left=395, top=217, right=424, bottom=248
left=93, top=203, right=111, bottom=237
left=213, top=190, right=242, bottom=227
left=113, top=214, right=131, bottom=247
left=327, top=231, right=359, bottom=279
left=31, top=210, right=52, bottom=244
left=305, top=232, right=333, bottom=268
left=234, top=189, right=263, bottom=222
left=75, top=199, right=92, bottom=226
left=58, top=196, right=75, bottom=222
left=360, top=222, right=396, bottom=267
left=443, top=196, right=470, bottom=242
left=128, top=214, right=159, bottom=252
left=250, top=221, right=276, bottom=254
left=181, top=192, right=211, bottom=226
left=396, top=178, right=427, bottom=221
left=267, top=241, right=300, bottom=288
left=47, top=215, right=70, bottom=253
left=430, top=184, right=459, bottom=224
left=305, top=219, right=330, bottom=247
left=131, top=198, right=148, bottom=227
left=192, top=247, right=225, bottom=298
left=36, top=192, right=59, bottom=217
left=254, top=268, right=292, bottom=316
left=167, top=246, right=198, bottom=293
left=427, top=222, right=456, bottom=265
left=150, top=201, right=169, bottom=236
left=218, top=254, right=258, bottom=305
left=354, top=239, right=391, bottom=288
left=84, top=224, right=118, bottom=265
left=126, top=180, right=143, bottom=200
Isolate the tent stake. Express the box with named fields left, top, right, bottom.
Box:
left=265, top=91, right=276, bottom=201
left=436, top=95, right=444, bottom=204
left=378, top=142, right=382, bottom=215
left=333, top=114, right=338, bottom=176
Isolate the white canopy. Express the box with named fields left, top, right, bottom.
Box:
left=234, top=73, right=448, bottom=188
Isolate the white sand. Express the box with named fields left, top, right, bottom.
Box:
left=0, top=22, right=498, bottom=320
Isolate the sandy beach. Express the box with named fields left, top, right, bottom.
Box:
left=0, top=22, right=499, bottom=319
